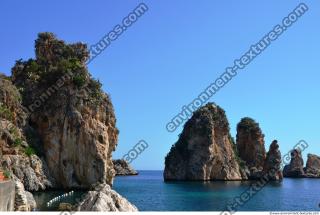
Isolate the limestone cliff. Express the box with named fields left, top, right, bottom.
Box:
left=236, top=117, right=266, bottom=179
left=164, top=103, right=243, bottom=181
left=263, top=140, right=283, bottom=180
left=11, top=32, right=118, bottom=189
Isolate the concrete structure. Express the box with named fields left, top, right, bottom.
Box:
left=0, top=180, right=15, bottom=211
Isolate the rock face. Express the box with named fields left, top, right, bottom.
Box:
left=113, top=159, right=138, bottom=176
left=14, top=179, right=36, bottom=211
left=304, top=154, right=320, bottom=178
left=0, top=180, right=15, bottom=211
left=0, top=75, right=52, bottom=191
left=164, top=103, right=243, bottom=181
left=11, top=32, right=118, bottom=189
left=236, top=117, right=266, bottom=179
left=77, top=183, right=138, bottom=212
left=283, top=149, right=305, bottom=178
left=263, top=140, right=283, bottom=180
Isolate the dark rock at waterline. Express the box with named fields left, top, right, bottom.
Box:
left=113, top=159, right=138, bottom=176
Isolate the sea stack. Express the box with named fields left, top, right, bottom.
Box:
left=236, top=117, right=266, bottom=179
left=283, top=149, right=305, bottom=177
left=164, top=103, right=243, bottom=181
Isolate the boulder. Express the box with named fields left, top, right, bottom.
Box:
left=77, top=183, right=138, bottom=211
left=113, top=159, right=138, bottom=176
left=164, top=103, right=243, bottom=181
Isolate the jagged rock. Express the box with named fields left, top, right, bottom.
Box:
left=14, top=179, right=36, bottom=211
left=283, top=149, right=305, bottom=178
left=113, top=159, right=138, bottom=176
left=304, top=154, right=320, bottom=178
left=263, top=140, right=283, bottom=180
left=0, top=75, right=52, bottom=191
left=11, top=33, right=118, bottom=189
left=236, top=117, right=266, bottom=179
left=77, top=183, right=138, bottom=211
left=164, top=103, right=243, bottom=181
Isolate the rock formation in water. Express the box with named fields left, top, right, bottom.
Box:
left=0, top=32, right=137, bottom=211
left=283, top=149, right=305, bottom=177
left=236, top=117, right=266, bottom=179
left=113, top=159, right=138, bottom=176
left=11, top=32, right=118, bottom=189
left=164, top=103, right=243, bottom=181
left=77, top=183, right=138, bottom=211
left=263, top=140, right=283, bottom=180
left=304, top=154, right=320, bottom=178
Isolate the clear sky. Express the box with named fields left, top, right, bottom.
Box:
left=1, top=0, right=319, bottom=170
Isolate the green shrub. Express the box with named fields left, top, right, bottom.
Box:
left=14, top=138, right=23, bottom=146
left=24, top=146, right=36, bottom=156
left=3, top=170, right=11, bottom=179
left=0, top=103, right=14, bottom=121
left=73, top=74, right=86, bottom=87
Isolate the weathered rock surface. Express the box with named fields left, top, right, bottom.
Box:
left=113, top=159, right=138, bottom=176
left=304, top=154, right=320, bottom=178
left=283, top=149, right=305, bottom=178
left=164, top=103, right=243, bottom=181
left=11, top=33, right=119, bottom=189
left=0, top=180, right=15, bottom=211
left=0, top=75, right=52, bottom=192
left=263, top=140, right=283, bottom=180
left=236, top=117, right=266, bottom=179
left=14, top=178, right=36, bottom=211
left=77, top=183, right=138, bottom=211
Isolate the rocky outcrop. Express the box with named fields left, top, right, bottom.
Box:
left=11, top=32, right=118, bottom=189
left=236, top=117, right=266, bottom=179
left=113, top=159, right=138, bottom=176
left=304, top=154, right=320, bottom=178
left=0, top=75, right=52, bottom=192
left=77, top=183, right=138, bottom=211
left=263, top=140, right=283, bottom=180
left=164, top=103, right=243, bottom=181
left=283, top=149, right=305, bottom=178
left=14, top=179, right=36, bottom=211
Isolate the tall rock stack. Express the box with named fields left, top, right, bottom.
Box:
left=304, top=154, right=320, bottom=178
left=236, top=117, right=266, bottom=179
left=164, top=103, right=243, bottom=181
left=263, top=140, right=283, bottom=180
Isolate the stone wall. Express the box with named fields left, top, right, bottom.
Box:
left=0, top=180, right=15, bottom=211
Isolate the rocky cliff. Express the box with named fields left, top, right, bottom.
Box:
left=113, top=159, right=138, bottom=176
left=263, top=140, right=283, bottom=180
left=164, top=103, right=243, bottom=181
left=283, top=149, right=305, bottom=178
left=304, top=154, right=320, bottom=178
left=236, top=117, right=266, bottom=179
left=0, top=32, right=137, bottom=211
left=11, top=32, right=118, bottom=189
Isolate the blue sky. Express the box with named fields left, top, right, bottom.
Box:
left=0, top=0, right=319, bottom=170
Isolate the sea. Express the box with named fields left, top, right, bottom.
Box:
left=33, top=170, right=320, bottom=211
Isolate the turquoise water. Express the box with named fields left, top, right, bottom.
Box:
left=113, top=170, right=320, bottom=211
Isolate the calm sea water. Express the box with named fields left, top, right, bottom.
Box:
left=113, top=170, right=320, bottom=211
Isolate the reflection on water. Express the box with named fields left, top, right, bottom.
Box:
left=32, top=190, right=86, bottom=211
